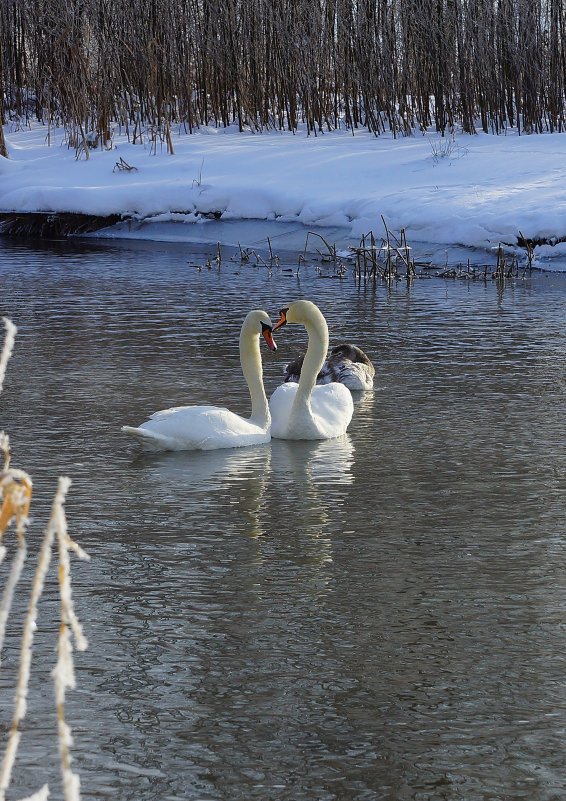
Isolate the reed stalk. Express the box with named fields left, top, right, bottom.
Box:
left=0, top=542, right=27, bottom=661
left=52, top=476, right=90, bottom=801
left=0, top=319, right=16, bottom=396
left=0, top=494, right=54, bottom=801
left=0, top=318, right=89, bottom=801
left=18, top=786, right=49, bottom=801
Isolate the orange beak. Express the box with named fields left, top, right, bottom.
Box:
left=262, top=326, right=277, bottom=351
left=272, top=308, right=288, bottom=331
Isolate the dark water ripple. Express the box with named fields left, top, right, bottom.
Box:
left=0, top=237, right=565, bottom=801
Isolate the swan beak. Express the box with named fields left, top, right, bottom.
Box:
left=273, top=308, right=288, bottom=331
left=261, top=324, right=277, bottom=352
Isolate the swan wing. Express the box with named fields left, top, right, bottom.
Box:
left=284, top=353, right=335, bottom=385
left=286, top=344, right=374, bottom=388
left=269, top=383, right=297, bottom=438
left=326, top=345, right=375, bottom=390
left=148, top=404, right=225, bottom=421
left=334, top=360, right=374, bottom=390
left=310, top=383, right=354, bottom=436
left=270, top=382, right=353, bottom=440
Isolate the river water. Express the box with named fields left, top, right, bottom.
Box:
left=0, top=237, right=565, bottom=801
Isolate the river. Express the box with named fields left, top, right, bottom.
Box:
left=0, top=236, right=565, bottom=801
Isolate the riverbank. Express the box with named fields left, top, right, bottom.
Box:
left=2, top=123, right=566, bottom=270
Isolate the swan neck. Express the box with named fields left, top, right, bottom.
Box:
left=295, top=312, right=329, bottom=404
left=240, top=328, right=270, bottom=428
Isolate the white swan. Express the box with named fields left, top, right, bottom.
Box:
left=269, top=300, right=354, bottom=440
left=122, top=310, right=277, bottom=451
left=284, top=342, right=375, bottom=390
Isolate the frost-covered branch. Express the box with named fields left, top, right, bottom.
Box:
left=0, top=319, right=32, bottom=661
left=1, top=316, right=89, bottom=800
left=0, top=542, right=27, bottom=662
left=0, top=477, right=64, bottom=801
left=52, top=476, right=89, bottom=801
left=0, top=318, right=16, bottom=396
left=17, top=785, right=49, bottom=801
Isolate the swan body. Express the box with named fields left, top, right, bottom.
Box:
left=122, top=310, right=276, bottom=451
left=269, top=300, right=354, bottom=440
left=284, top=343, right=375, bottom=390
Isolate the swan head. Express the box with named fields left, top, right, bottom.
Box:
left=242, top=309, right=277, bottom=351
left=273, top=300, right=325, bottom=331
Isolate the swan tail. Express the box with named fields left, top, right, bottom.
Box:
left=121, top=425, right=182, bottom=451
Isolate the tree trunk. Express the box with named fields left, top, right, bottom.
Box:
left=0, top=95, right=7, bottom=158
left=0, top=44, right=8, bottom=157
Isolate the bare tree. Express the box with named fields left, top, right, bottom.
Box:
left=1, top=0, right=565, bottom=141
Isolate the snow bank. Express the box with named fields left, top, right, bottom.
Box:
left=2, top=123, right=566, bottom=267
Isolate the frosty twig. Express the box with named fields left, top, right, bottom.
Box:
left=52, top=476, right=90, bottom=801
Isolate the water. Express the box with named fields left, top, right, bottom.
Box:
left=0, top=237, right=565, bottom=801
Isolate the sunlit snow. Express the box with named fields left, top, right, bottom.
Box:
left=2, top=123, right=566, bottom=269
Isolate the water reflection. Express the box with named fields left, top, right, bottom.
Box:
left=269, top=436, right=354, bottom=569
left=134, top=445, right=272, bottom=539
left=351, top=387, right=375, bottom=410
left=132, top=444, right=272, bottom=491
left=131, top=434, right=354, bottom=544
left=271, top=435, right=354, bottom=487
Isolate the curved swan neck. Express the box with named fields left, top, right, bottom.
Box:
left=240, top=324, right=270, bottom=428
left=295, top=306, right=329, bottom=404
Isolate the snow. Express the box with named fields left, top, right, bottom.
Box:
left=2, top=122, right=566, bottom=269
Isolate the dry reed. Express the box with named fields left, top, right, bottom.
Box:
left=0, top=318, right=89, bottom=801
left=0, top=319, right=16, bottom=396
left=52, top=476, right=90, bottom=801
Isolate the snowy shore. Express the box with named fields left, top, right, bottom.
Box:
left=1, top=123, right=566, bottom=270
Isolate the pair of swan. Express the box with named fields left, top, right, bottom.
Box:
left=122, top=300, right=370, bottom=451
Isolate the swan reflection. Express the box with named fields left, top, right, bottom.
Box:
left=270, top=434, right=354, bottom=488
left=132, top=443, right=271, bottom=486
left=269, top=435, right=355, bottom=574
left=132, top=444, right=272, bottom=538
left=352, top=388, right=375, bottom=410
left=129, top=433, right=354, bottom=545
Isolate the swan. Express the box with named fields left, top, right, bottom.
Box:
left=269, top=300, right=354, bottom=440
left=283, top=342, right=375, bottom=390
left=122, top=310, right=277, bottom=451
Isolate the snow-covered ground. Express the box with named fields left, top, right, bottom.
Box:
left=2, top=122, right=566, bottom=269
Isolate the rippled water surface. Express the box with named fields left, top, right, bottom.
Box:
left=0, top=238, right=565, bottom=801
